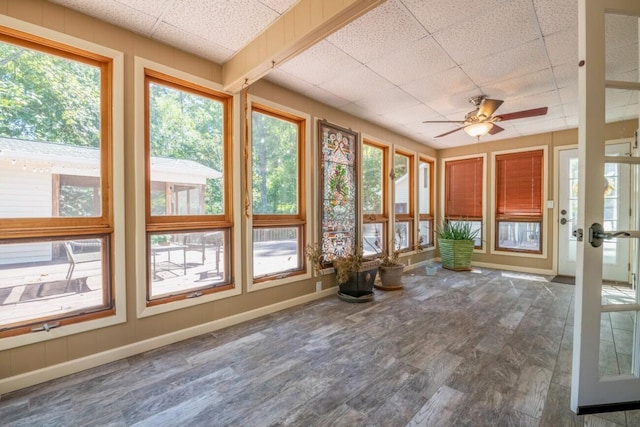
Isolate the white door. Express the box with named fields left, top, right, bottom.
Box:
left=557, top=142, right=632, bottom=282
left=571, top=0, right=640, bottom=413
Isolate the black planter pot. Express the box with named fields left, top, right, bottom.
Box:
left=336, top=260, right=379, bottom=303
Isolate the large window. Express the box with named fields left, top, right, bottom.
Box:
left=145, top=70, right=232, bottom=305
left=362, top=141, right=388, bottom=256
left=444, top=157, right=484, bottom=247
left=0, top=29, right=116, bottom=336
left=418, top=157, right=434, bottom=248
left=251, top=104, right=306, bottom=282
left=394, top=151, right=414, bottom=250
left=495, top=149, right=543, bottom=253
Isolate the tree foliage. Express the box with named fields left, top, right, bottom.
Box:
left=251, top=111, right=298, bottom=215
left=0, top=41, right=100, bottom=146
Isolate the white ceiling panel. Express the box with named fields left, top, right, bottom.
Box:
left=321, top=65, right=396, bottom=102
left=533, top=0, right=577, bottom=37
left=401, top=0, right=503, bottom=34
left=47, top=0, right=639, bottom=149
left=162, top=0, right=280, bottom=52
left=326, top=0, right=428, bottom=63
left=277, top=41, right=362, bottom=86
left=461, top=39, right=549, bottom=86
left=366, top=36, right=456, bottom=86
left=153, top=22, right=234, bottom=63
left=432, top=0, right=541, bottom=64
left=50, top=0, right=158, bottom=35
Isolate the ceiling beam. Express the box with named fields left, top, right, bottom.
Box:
left=222, top=0, right=386, bottom=93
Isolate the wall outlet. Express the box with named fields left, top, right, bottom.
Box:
left=316, top=281, right=322, bottom=292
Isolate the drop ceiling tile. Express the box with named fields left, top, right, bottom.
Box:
left=113, top=0, right=173, bottom=17
left=563, top=103, right=578, bottom=117
left=462, top=39, right=549, bottom=86
left=533, top=0, right=577, bottom=36
left=566, top=115, right=578, bottom=127
left=559, top=85, right=578, bottom=105
left=326, top=0, right=427, bottom=63
left=379, top=103, right=441, bottom=126
left=366, top=36, right=456, bottom=86
left=543, top=29, right=578, bottom=68
left=321, top=65, right=396, bottom=102
left=425, top=88, right=485, bottom=117
left=266, top=69, right=316, bottom=94
left=480, top=69, right=556, bottom=100
left=50, top=0, right=159, bottom=35
left=153, top=23, right=234, bottom=63
left=432, top=0, right=540, bottom=64
left=513, top=117, right=567, bottom=134
left=258, top=0, right=299, bottom=14
left=606, top=43, right=639, bottom=81
left=605, top=13, right=638, bottom=50
left=552, top=63, right=578, bottom=89
left=401, top=0, right=503, bottom=34
left=605, top=106, right=628, bottom=123
left=355, top=87, right=421, bottom=114
left=162, top=0, right=280, bottom=52
left=303, top=86, right=352, bottom=109
left=502, top=90, right=562, bottom=114
left=606, top=89, right=633, bottom=109
left=277, top=41, right=362, bottom=86
left=401, top=67, right=476, bottom=106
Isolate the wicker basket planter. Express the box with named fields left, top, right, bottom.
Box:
left=438, top=238, right=474, bottom=271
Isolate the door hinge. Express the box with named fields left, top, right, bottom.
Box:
left=635, top=129, right=638, bottom=149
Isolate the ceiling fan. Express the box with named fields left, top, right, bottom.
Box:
left=423, top=95, right=548, bottom=138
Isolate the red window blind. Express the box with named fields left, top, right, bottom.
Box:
left=445, top=157, right=483, bottom=219
left=496, top=150, right=543, bottom=219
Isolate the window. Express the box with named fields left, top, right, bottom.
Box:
left=145, top=70, right=232, bottom=305
left=251, top=104, right=306, bottom=281
left=418, top=158, right=434, bottom=247
left=362, top=141, right=388, bottom=256
left=495, top=150, right=543, bottom=253
left=394, top=151, right=414, bottom=250
left=0, top=29, right=117, bottom=336
left=444, top=157, right=483, bottom=247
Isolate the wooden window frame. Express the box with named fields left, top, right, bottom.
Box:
left=419, top=157, right=434, bottom=248
left=444, top=156, right=484, bottom=248
left=393, top=150, right=414, bottom=251
left=0, top=28, right=116, bottom=338
left=362, top=140, right=389, bottom=253
left=144, top=69, right=233, bottom=305
left=250, top=103, right=306, bottom=283
left=494, top=149, right=544, bottom=254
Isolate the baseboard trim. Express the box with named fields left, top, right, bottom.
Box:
left=577, top=400, right=640, bottom=415
left=0, top=287, right=338, bottom=396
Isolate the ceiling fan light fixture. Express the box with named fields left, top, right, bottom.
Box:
left=464, top=122, right=493, bottom=137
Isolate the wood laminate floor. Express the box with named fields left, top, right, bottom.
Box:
left=1, top=266, right=640, bottom=426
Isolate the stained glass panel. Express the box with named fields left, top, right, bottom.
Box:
left=319, top=122, right=358, bottom=262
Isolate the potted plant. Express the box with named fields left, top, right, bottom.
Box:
left=436, top=220, right=479, bottom=271
left=332, top=247, right=379, bottom=302
left=376, top=239, right=404, bottom=290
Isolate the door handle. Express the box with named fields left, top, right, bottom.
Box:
left=588, top=222, right=638, bottom=247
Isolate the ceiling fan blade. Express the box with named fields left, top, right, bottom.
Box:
left=477, top=98, right=504, bottom=119
left=434, top=126, right=465, bottom=138
left=423, top=120, right=465, bottom=124
left=494, top=107, right=548, bottom=122
left=488, top=124, right=505, bottom=135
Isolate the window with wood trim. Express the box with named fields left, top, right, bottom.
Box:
left=418, top=158, right=434, bottom=248
left=145, top=70, right=233, bottom=305
left=444, top=157, right=483, bottom=247
left=0, top=30, right=114, bottom=336
left=394, top=151, right=414, bottom=250
left=251, top=104, right=306, bottom=282
left=362, top=141, right=388, bottom=256
left=495, top=149, right=543, bottom=253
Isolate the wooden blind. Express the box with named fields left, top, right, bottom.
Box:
left=495, top=150, right=543, bottom=219
left=445, top=157, right=483, bottom=219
